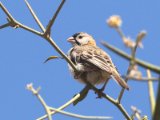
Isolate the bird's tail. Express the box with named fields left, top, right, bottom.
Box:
left=112, top=71, right=129, bottom=90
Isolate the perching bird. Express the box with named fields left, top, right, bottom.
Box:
left=67, top=32, right=129, bottom=100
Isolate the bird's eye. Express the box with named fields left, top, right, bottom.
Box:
left=78, top=36, right=83, bottom=39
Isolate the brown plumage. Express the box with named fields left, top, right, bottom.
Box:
left=67, top=32, right=129, bottom=91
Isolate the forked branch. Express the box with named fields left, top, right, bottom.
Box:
left=118, top=31, right=146, bottom=103
left=44, top=0, right=66, bottom=37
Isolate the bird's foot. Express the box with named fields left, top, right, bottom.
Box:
left=95, top=88, right=104, bottom=99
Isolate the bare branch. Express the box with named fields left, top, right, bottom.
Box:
left=0, top=23, right=10, bottom=29
left=26, top=83, right=52, bottom=120
left=133, top=31, right=146, bottom=55
left=123, top=75, right=160, bottom=81
left=118, top=31, right=146, bottom=103
left=131, top=106, right=142, bottom=120
left=147, top=69, right=155, bottom=115
left=84, top=81, right=132, bottom=120
left=153, top=78, right=160, bottom=120
left=37, top=93, right=80, bottom=120
left=0, top=2, right=42, bottom=35
left=44, top=0, right=65, bottom=37
left=24, top=0, right=45, bottom=32
left=101, top=41, right=160, bottom=74
left=115, top=27, right=125, bottom=39
left=0, top=2, right=76, bottom=71
left=136, top=31, right=146, bottom=45
left=16, top=21, right=43, bottom=36
left=49, top=107, right=112, bottom=120
left=0, top=2, right=15, bottom=21
left=27, top=83, right=112, bottom=120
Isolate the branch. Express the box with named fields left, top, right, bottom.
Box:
left=84, top=81, right=131, bottom=120
left=27, top=84, right=112, bottom=120
left=23, top=0, right=76, bottom=71
left=131, top=106, right=142, bottom=120
left=44, top=0, right=65, bottom=37
left=123, top=75, right=160, bottom=82
left=0, top=2, right=77, bottom=71
left=152, top=76, right=160, bottom=120
left=0, top=22, right=10, bottom=29
left=26, top=83, right=52, bottom=120
left=24, top=0, right=45, bottom=32
left=0, top=2, right=42, bottom=35
left=118, top=31, right=146, bottom=103
left=37, top=94, right=80, bottom=120
left=115, top=27, right=125, bottom=39
left=101, top=41, right=160, bottom=74
left=0, top=2, right=15, bottom=21
left=48, top=107, right=112, bottom=120
left=146, top=69, right=155, bottom=115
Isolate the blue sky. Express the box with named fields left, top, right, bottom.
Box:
left=0, top=0, right=160, bottom=120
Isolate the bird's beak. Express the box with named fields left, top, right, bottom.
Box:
left=67, top=37, right=75, bottom=43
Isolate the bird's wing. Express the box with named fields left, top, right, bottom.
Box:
left=80, top=46, right=113, bottom=74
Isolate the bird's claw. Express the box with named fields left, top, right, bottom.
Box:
left=95, top=89, right=104, bottom=99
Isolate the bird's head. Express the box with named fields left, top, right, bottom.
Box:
left=67, top=32, right=96, bottom=46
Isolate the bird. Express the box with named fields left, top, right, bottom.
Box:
left=67, top=32, right=129, bottom=101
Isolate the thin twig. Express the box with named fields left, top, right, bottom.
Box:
left=0, top=2, right=15, bottom=21
left=146, top=69, right=155, bottom=115
left=37, top=94, right=80, bottom=120
left=118, top=31, right=146, bottom=103
left=0, top=2, right=42, bottom=36
left=16, top=21, right=42, bottom=36
left=123, top=75, right=160, bottom=81
left=84, top=81, right=132, bottom=120
left=27, top=85, right=112, bottom=120
left=24, top=0, right=45, bottom=32
left=39, top=81, right=131, bottom=120
left=0, top=23, right=10, bottom=29
left=26, top=83, right=52, bottom=120
left=49, top=107, right=112, bottom=120
left=101, top=42, right=160, bottom=74
left=131, top=106, right=142, bottom=120
left=24, top=0, right=76, bottom=70
left=153, top=76, right=160, bottom=120
left=115, top=27, right=125, bottom=39
left=44, top=0, right=65, bottom=37
left=0, top=2, right=77, bottom=71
